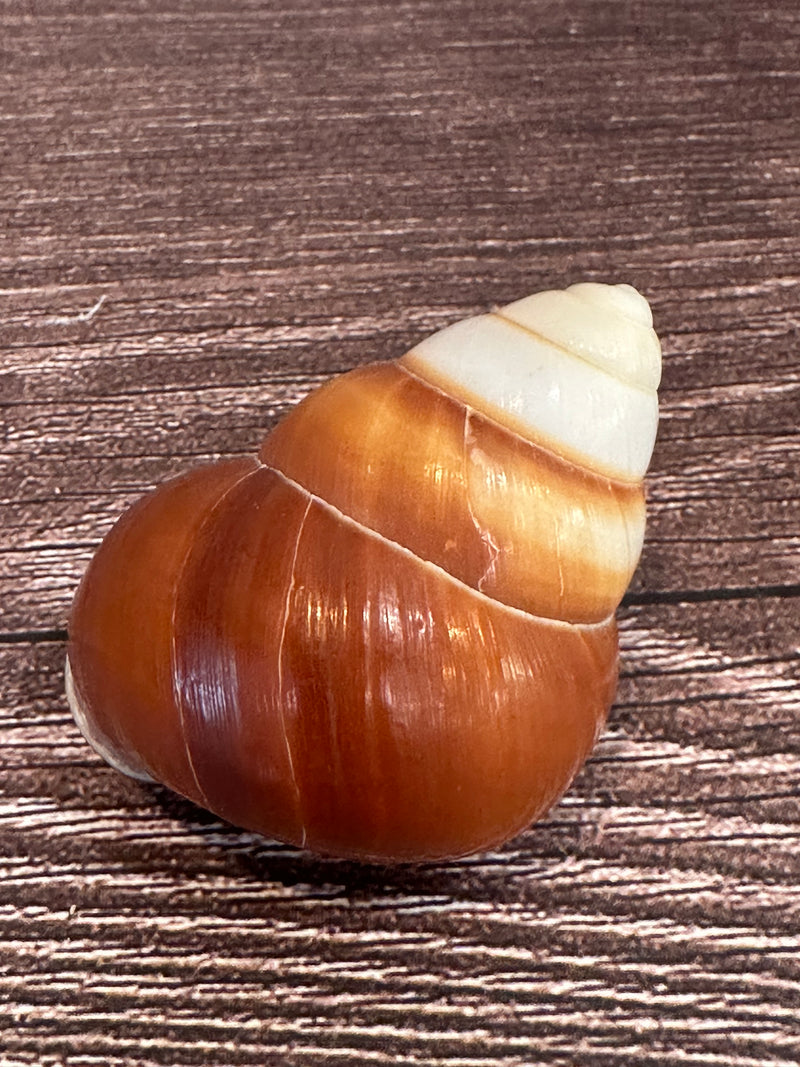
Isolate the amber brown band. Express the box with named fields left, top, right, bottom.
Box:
left=260, top=362, right=645, bottom=623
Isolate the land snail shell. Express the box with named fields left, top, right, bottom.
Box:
left=66, top=282, right=661, bottom=862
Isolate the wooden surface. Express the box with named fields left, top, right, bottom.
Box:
left=2, top=1, right=799, bottom=1064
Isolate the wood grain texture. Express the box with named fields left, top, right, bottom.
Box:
left=1, top=0, right=799, bottom=1064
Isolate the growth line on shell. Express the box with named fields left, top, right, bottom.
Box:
left=275, top=496, right=311, bottom=850
left=462, top=406, right=501, bottom=594
left=259, top=461, right=616, bottom=634
left=169, top=461, right=258, bottom=811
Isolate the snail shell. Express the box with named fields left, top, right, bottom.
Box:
left=66, top=282, right=661, bottom=862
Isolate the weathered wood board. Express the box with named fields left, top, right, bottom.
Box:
left=2, top=2, right=799, bottom=1064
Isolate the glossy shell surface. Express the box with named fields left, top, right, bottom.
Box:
left=67, top=282, right=661, bottom=862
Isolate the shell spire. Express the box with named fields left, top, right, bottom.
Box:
left=67, top=282, right=661, bottom=862
left=402, top=282, right=661, bottom=483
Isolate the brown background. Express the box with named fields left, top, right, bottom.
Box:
left=2, top=2, right=799, bottom=1064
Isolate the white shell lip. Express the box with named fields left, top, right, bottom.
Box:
left=65, top=655, right=155, bottom=783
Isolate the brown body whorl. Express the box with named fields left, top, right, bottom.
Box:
left=67, top=283, right=660, bottom=862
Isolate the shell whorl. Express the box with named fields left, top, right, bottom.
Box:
left=66, top=282, right=660, bottom=862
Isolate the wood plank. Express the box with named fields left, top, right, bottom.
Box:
left=2, top=0, right=799, bottom=1063
left=1, top=597, right=799, bottom=1066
